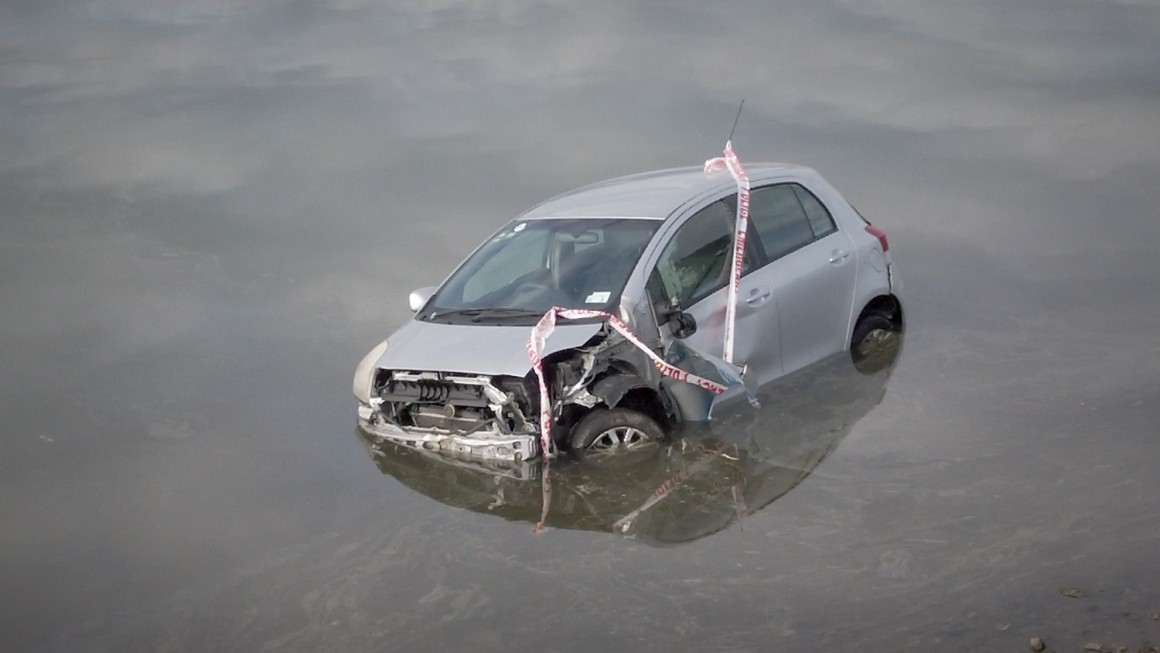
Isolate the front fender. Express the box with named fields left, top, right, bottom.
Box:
left=590, top=374, right=651, bottom=408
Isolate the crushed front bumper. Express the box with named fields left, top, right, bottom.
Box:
left=357, top=404, right=539, bottom=462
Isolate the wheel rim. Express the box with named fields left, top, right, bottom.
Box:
left=860, top=327, right=891, bottom=348
left=587, top=426, right=652, bottom=451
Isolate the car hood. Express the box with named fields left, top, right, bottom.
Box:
left=374, top=318, right=605, bottom=377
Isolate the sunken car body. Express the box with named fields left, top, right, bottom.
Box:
left=357, top=333, right=903, bottom=544
left=354, top=163, right=903, bottom=462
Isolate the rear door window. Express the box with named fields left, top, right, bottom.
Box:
left=793, top=185, right=837, bottom=238
left=749, top=183, right=834, bottom=262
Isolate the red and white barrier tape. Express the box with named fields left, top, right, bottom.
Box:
left=703, top=141, right=750, bottom=364
left=730, top=482, right=749, bottom=530
left=533, top=463, right=551, bottom=534
left=526, top=307, right=727, bottom=457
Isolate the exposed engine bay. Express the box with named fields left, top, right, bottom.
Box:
left=359, top=330, right=669, bottom=462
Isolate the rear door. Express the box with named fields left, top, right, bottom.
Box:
left=746, top=182, right=857, bottom=375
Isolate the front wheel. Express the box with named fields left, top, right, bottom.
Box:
left=569, top=407, right=665, bottom=453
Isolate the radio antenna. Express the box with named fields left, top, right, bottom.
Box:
left=727, top=98, right=745, bottom=143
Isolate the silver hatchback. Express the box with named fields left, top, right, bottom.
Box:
left=354, top=162, right=902, bottom=462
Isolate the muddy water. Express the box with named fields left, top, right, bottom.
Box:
left=3, top=2, right=1159, bottom=652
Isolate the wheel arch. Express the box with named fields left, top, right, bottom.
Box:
left=588, top=375, right=670, bottom=429
left=851, top=294, right=903, bottom=346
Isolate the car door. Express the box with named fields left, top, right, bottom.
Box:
left=746, top=182, right=857, bottom=375
left=645, top=197, right=782, bottom=385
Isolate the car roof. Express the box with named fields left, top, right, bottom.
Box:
left=519, top=162, right=815, bottom=221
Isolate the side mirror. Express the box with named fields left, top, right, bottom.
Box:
left=408, top=286, right=437, bottom=312
left=652, top=292, right=697, bottom=339
left=669, top=311, right=697, bottom=339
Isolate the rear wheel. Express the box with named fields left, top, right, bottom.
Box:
left=850, top=313, right=899, bottom=374
left=569, top=407, right=665, bottom=453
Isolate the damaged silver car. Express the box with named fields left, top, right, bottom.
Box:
left=353, top=163, right=903, bottom=461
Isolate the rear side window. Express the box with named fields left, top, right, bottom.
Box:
left=793, top=185, right=836, bottom=238
left=749, top=183, right=835, bottom=262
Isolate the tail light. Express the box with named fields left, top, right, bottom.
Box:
left=865, top=225, right=889, bottom=253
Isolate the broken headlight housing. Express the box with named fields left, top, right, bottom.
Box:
left=353, top=340, right=389, bottom=404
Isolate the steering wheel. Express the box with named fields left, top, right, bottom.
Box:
left=507, top=281, right=573, bottom=309
left=513, top=282, right=552, bottom=296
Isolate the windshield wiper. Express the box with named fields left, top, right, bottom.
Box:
left=429, top=307, right=546, bottom=322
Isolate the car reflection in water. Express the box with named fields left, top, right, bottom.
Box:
left=356, top=330, right=902, bottom=546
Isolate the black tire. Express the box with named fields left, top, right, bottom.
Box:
left=850, top=313, right=899, bottom=374
left=568, top=407, right=665, bottom=453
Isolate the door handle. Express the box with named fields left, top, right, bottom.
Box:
left=829, top=249, right=850, bottom=264
left=744, top=289, right=771, bottom=305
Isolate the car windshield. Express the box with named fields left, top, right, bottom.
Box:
left=419, top=218, right=661, bottom=324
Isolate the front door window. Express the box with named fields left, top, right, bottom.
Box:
left=647, top=200, right=735, bottom=310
